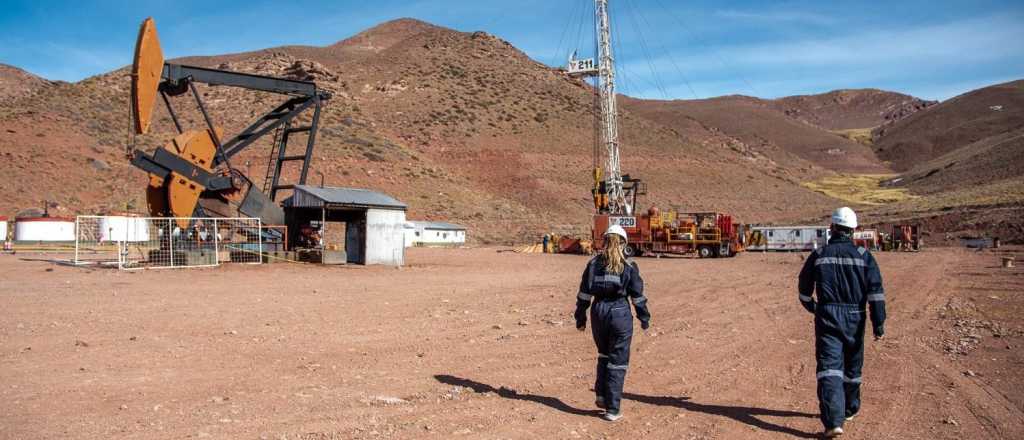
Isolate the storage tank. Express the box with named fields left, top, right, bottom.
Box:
left=14, top=217, right=76, bottom=242
left=98, top=216, right=150, bottom=242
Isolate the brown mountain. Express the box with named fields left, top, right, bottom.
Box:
left=0, top=64, right=52, bottom=105
left=771, top=89, right=936, bottom=131
left=3, top=18, right=1017, bottom=244
left=625, top=95, right=890, bottom=174
left=873, top=79, right=1024, bottom=172
left=0, top=18, right=849, bottom=242
left=856, top=80, right=1024, bottom=243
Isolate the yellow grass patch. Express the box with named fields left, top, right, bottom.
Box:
left=802, top=174, right=917, bottom=205
left=831, top=128, right=875, bottom=146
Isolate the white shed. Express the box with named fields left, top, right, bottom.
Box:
left=286, top=185, right=407, bottom=266
left=404, top=221, right=466, bottom=247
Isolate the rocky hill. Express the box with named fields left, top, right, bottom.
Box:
left=873, top=80, right=1024, bottom=172
left=771, top=89, right=936, bottom=131
left=0, top=19, right=851, bottom=242
left=0, top=64, right=52, bottom=104
left=625, top=95, right=889, bottom=174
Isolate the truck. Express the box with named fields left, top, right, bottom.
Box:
left=852, top=229, right=881, bottom=250
left=593, top=208, right=744, bottom=258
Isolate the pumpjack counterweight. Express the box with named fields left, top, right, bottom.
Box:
left=128, top=17, right=330, bottom=228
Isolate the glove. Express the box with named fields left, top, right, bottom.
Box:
left=576, top=320, right=587, bottom=331
left=801, top=300, right=816, bottom=314
left=873, top=325, right=884, bottom=339
left=641, top=320, right=650, bottom=330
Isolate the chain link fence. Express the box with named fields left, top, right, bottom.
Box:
left=74, top=216, right=263, bottom=270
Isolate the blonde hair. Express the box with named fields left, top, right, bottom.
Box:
left=604, top=235, right=626, bottom=274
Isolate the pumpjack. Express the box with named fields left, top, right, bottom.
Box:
left=128, top=18, right=330, bottom=229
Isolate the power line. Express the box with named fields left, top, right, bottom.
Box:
left=628, top=0, right=699, bottom=99
left=623, top=0, right=670, bottom=99
left=651, top=0, right=761, bottom=97
left=551, top=0, right=582, bottom=66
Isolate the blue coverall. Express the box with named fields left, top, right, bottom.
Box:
left=798, top=233, right=886, bottom=430
left=574, top=255, right=651, bottom=415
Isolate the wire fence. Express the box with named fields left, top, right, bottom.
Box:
left=74, top=216, right=263, bottom=270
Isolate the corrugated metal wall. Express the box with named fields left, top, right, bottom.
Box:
left=290, top=190, right=323, bottom=208
left=365, top=209, right=406, bottom=266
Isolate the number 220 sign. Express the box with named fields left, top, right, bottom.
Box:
left=609, top=216, right=636, bottom=228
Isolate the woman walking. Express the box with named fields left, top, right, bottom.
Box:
left=574, top=225, right=651, bottom=421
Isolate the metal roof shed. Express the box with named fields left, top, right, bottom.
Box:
left=289, top=185, right=407, bottom=211
left=286, top=186, right=407, bottom=266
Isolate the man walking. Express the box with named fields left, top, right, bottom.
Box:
left=798, top=207, right=886, bottom=437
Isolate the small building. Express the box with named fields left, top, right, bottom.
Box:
left=285, top=185, right=407, bottom=266
left=0, top=217, right=7, bottom=241
left=404, top=221, right=466, bottom=247
left=747, top=225, right=830, bottom=252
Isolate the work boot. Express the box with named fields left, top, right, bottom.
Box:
left=595, top=396, right=606, bottom=409
left=602, top=411, right=622, bottom=422
left=824, top=426, right=844, bottom=438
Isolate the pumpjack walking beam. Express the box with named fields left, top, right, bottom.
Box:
left=128, top=17, right=330, bottom=226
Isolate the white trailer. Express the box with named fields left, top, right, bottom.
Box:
left=747, top=225, right=830, bottom=252
left=404, top=221, right=466, bottom=247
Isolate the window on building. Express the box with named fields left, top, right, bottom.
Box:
left=415, top=231, right=420, bottom=237
left=816, top=229, right=824, bottom=237
left=768, top=230, right=774, bottom=237
left=794, top=230, right=801, bottom=237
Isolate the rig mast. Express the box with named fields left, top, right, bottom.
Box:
left=569, top=0, right=633, bottom=215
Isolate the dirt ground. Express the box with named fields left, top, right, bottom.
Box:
left=2, top=246, right=1023, bottom=439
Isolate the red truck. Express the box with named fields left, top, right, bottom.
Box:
left=593, top=208, right=744, bottom=258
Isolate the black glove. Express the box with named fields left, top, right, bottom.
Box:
left=576, top=320, right=586, bottom=330
left=641, top=320, right=650, bottom=330
left=801, top=300, right=816, bottom=314
left=873, top=325, right=884, bottom=339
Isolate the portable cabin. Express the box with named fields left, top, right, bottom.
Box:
left=404, top=221, right=466, bottom=247
left=747, top=225, right=830, bottom=251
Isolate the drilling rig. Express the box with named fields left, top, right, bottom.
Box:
left=128, top=17, right=330, bottom=233
left=568, top=1, right=743, bottom=258
left=569, top=0, right=646, bottom=250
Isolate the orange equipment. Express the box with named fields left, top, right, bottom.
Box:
left=127, top=18, right=329, bottom=230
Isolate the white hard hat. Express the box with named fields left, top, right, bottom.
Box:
left=831, top=207, right=858, bottom=229
left=604, top=224, right=628, bottom=243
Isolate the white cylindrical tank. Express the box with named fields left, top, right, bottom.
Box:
left=14, top=217, right=76, bottom=242
left=0, top=217, right=8, bottom=241
left=98, top=216, right=150, bottom=242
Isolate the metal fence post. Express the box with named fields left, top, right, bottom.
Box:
left=213, top=218, right=220, bottom=265
left=169, top=219, right=175, bottom=268
left=74, top=216, right=80, bottom=265
left=257, top=219, right=263, bottom=264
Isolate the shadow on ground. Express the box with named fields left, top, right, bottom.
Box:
left=434, top=374, right=600, bottom=417
left=433, top=374, right=819, bottom=437
left=623, top=392, right=819, bottom=438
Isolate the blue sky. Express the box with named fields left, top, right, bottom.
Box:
left=1, top=0, right=1021, bottom=100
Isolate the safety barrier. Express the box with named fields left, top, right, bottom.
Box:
left=74, top=216, right=262, bottom=270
